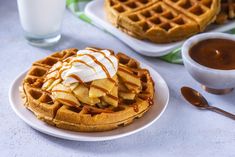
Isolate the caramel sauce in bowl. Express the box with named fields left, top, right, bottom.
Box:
left=189, top=39, right=235, bottom=70
left=182, top=33, right=235, bottom=94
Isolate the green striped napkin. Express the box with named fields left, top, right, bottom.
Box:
left=66, top=0, right=235, bottom=64
left=66, top=0, right=92, bottom=23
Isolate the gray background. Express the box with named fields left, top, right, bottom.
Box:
left=1, top=1, right=235, bottom=157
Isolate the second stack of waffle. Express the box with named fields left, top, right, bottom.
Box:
left=105, top=0, right=220, bottom=43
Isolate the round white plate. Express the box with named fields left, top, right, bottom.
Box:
left=9, top=63, right=169, bottom=141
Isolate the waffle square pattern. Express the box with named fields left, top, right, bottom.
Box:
left=105, top=0, right=220, bottom=43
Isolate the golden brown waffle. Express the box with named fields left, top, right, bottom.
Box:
left=104, top=0, right=156, bottom=25
left=216, top=0, right=235, bottom=24
left=105, top=0, right=220, bottom=43
left=21, top=48, right=154, bottom=132
left=22, top=49, right=77, bottom=125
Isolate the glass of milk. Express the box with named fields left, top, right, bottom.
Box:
left=17, top=0, right=66, bottom=47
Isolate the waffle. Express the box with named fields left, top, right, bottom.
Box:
left=21, top=48, right=154, bottom=132
left=105, top=0, right=220, bottom=43
left=216, top=0, right=235, bottom=24
left=104, top=0, right=156, bottom=25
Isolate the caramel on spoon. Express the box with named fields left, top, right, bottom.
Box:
left=181, top=86, right=235, bottom=120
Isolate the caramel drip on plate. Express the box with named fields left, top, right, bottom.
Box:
left=68, top=74, right=84, bottom=84
left=77, top=54, right=111, bottom=78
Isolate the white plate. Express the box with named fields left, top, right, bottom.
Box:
left=9, top=63, right=169, bottom=141
left=85, top=0, right=235, bottom=57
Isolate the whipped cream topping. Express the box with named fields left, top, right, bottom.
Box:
left=60, top=49, right=118, bottom=84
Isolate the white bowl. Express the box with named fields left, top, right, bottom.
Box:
left=182, top=32, right=235, bottom=94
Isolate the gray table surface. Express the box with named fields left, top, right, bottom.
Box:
left=1, top=1, right=235, bottom=157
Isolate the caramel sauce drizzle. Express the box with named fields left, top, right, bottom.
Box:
left=46, top=68, right=58, bottom=75
left=72, top=59, right=96, bottom=72
left=44, top=66, right=70, bottom=83
left=118, top=66, right=140, bottom=87
left=118, top=66, right=133, bottom=75
left=46, top=49, right=117, bottom=85
left=89, top=49, right=116, bottom=70
left=44, top=68, right=60, bottom=82
left=59, top=66, right=71, bottom=76
left=42, top=90, right=51, bottom=95
left=106, top=93, right=118, bottom=101
left=77, top=54, right=111, bottom=78
left=43, top=76, right=57, bottom=83
left=63, top=57, right=72, bottom=63
left=91, top=85, right=118, bottom=101
left=91, top=84, right=109, bottom=93
left=44, top=49, right=121, bottom=108
left=68, top=74, right=84, bottom=84
left=107, top=78, right=116, bottom=84
left=118, top=66, right=139, bottom=78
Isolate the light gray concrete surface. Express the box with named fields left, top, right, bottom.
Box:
left=1, top=1, right=235, bottom=157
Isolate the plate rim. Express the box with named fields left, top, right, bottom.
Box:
left=8, top=62, right=169, bottom=141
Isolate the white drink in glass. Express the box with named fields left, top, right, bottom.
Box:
left=17, top=0, right=66, bottom=46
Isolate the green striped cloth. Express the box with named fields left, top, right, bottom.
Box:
left=66, top=0, right=235, bottom=64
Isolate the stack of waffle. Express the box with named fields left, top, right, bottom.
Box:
left=21, top=48, right=155, bottom=132
left=216, top=0, right=235, bottom=24
left=105, top=0, right=221, bottom=43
